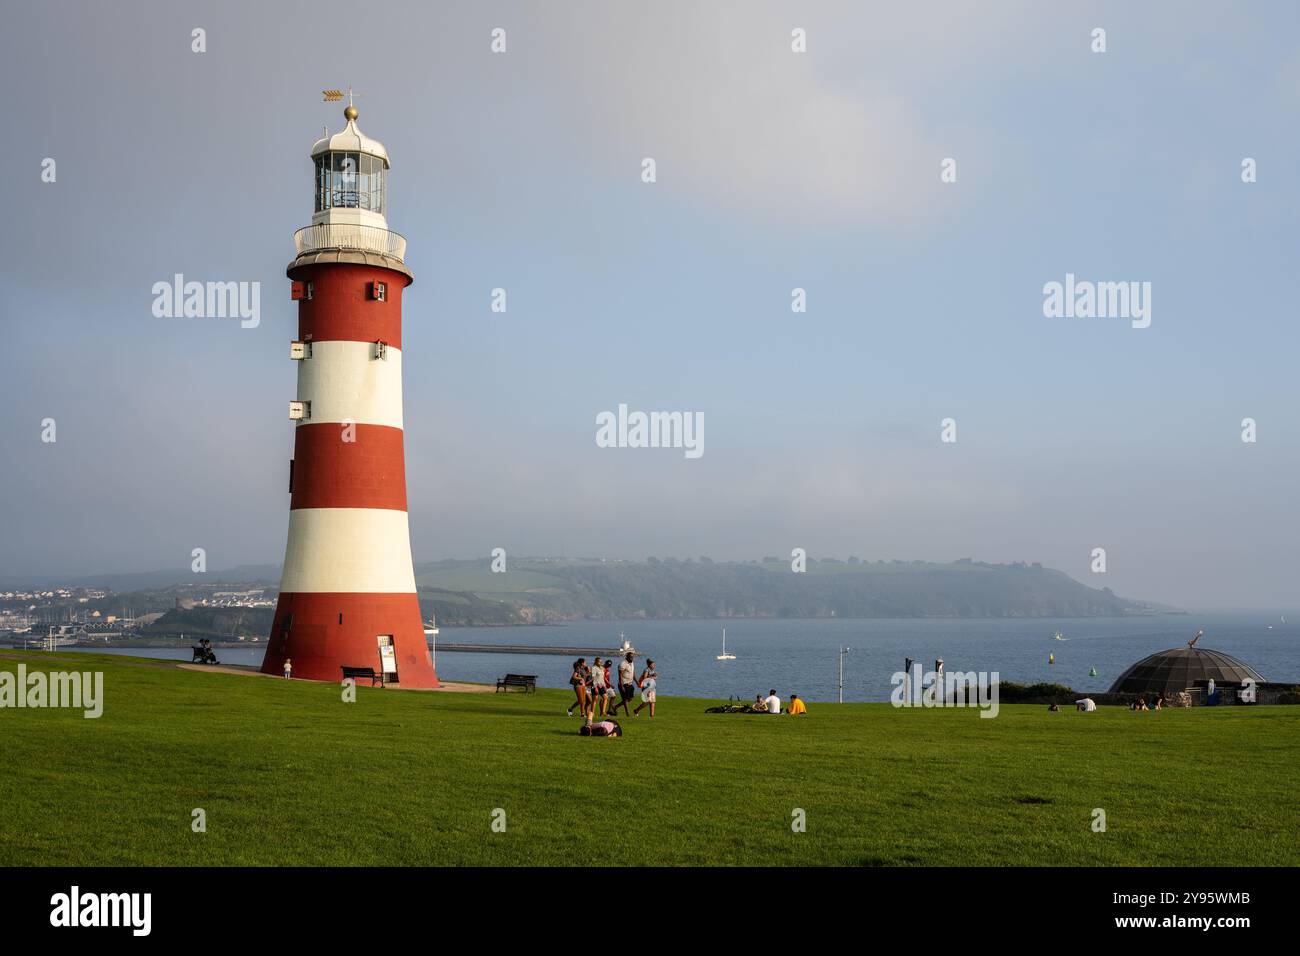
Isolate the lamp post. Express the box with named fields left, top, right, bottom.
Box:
left=839, top=646, right=851, bottom=703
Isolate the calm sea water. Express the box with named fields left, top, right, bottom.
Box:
left=67, top=614, right=1297, bottom=702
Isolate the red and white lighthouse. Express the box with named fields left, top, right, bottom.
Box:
left=261, top=101, right=439, bottom=688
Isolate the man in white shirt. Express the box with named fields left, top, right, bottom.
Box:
left=612, top=653, right=636, bottom=716
left=765, top=689, right=781, bottom=714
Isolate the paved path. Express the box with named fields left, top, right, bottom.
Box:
left=0, top=650, right=491, bottom=693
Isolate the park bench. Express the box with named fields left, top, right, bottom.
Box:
left=495, top=673, right=537, bottom=693
left=341, top=665, right=384, bottom=687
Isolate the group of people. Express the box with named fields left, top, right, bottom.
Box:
left=193, top=638, right=220, bottom=665
left=1130, top=693, right=1165, bottom=711
left=568, top=653, right=658, bottom=726
left=745, top=690, right=806, bottom=714
left=1048, top=692, right=1166, bottom=712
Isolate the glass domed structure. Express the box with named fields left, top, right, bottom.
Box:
left=1108, top=640, right=1265, bottom=695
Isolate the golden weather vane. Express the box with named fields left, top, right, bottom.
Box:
left=322, top=86, right=360, bottom=121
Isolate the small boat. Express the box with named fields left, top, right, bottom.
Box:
left=617, top=632, right=636, bottom=656
left=716, top=628, right=736, bottom=661
left=1053, top=631, right=1067, bottom=641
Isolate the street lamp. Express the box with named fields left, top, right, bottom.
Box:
left=839, top=646, right=851, bottom=703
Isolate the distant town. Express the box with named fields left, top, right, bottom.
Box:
left=0, top=583, right=277, bottom=648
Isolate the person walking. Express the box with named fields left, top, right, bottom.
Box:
left=611, top=652, right=635, bottom=717
left=590, top=657, right=609, bottom=718
left=567, top=658, right=588, bottom=717
left=633, top=658, right=658, bottom=717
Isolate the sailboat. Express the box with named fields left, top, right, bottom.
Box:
left=1053, top=631, right=1067, bottom=641
left=716, top=628, right=736, bottom=661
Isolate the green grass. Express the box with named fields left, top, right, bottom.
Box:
left=1, top=652, right=1296, bottom=866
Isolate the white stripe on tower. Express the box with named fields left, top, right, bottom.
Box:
left=280, top=508, right=418, bottom=593
left=296, top=341, right=404, bottom=428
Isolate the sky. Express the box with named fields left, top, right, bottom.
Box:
left=1, top=0, right=1298, bottom=609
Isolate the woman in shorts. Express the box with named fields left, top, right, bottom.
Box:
left=567, top=659, right=588, bottom=717
left=633, top=658, right=658, bottom=718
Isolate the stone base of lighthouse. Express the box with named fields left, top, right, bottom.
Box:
left=261, top=592, right=439, bottom=687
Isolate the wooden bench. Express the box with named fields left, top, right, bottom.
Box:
left=496, top=673, right=537, bottom=693
left=341, top=665, right=384, bottom=687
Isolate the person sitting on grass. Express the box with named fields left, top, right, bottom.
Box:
left=764, top=689, right=781, bottom=714
left=1048, top=702, right=1060, bottom=712
left=787, top=694, right=807, bottom=715
left=579, top=718, right=622, bottom=737
left=748, top=694, right=767, bottom=713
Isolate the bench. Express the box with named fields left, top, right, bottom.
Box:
left=496, top=673, right=537, bottom=693
left=341, top=665, right=384, bottom=687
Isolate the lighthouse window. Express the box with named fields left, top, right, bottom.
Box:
left=331, top=152, right=360, bottom=208
left=314, top=152, right=385, bottom=214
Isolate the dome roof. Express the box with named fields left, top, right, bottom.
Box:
left=311, top=108, right=389, bottom=167
left=1107, top=645, right=1265, bottom=695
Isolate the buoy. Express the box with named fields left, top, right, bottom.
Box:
left=1089, top=667, right=1098, bottom=677
left=1049, top=653, right=1055, bottom=664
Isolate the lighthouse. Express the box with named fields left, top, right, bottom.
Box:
left=261, top=101, right=439, bottom=688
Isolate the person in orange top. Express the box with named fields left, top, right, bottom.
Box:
left=787, top=694, right=807, bottom=715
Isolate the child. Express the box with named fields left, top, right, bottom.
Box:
left=283, top=658, right=292, bottom=679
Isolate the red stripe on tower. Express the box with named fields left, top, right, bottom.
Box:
left=261, top=101, right=439, bottom=688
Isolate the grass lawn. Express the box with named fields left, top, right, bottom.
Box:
left=1, top=651, right=1296, bottom=866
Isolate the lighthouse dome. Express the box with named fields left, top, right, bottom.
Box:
left=311, top=108, right=390, bottom=167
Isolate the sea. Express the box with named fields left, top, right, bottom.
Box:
left=63, top=613, right=1297, bottom=703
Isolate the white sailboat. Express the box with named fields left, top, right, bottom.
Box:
left=716, top=627, right=736, bottom=661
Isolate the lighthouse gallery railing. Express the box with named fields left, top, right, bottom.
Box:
left=293, top=223, right=407, bottom=262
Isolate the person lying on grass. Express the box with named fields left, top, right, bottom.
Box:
left=579, top=718, right=622, bottom=737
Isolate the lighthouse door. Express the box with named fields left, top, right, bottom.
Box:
left=377, top=635, right=398, bottom=683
